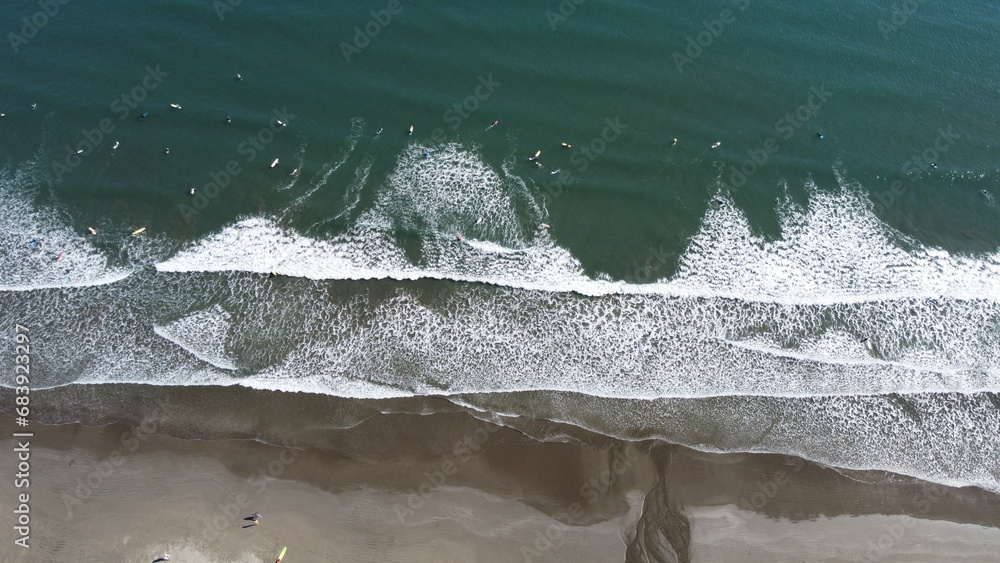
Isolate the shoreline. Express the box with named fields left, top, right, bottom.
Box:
left=7, top=383, right=998, bottom=499
left=2, top=402, right=999, bottom=562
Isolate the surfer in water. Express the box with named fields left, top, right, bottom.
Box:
left=487, top=120, right=499, bottom=129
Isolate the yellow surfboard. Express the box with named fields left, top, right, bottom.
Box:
left=131, top=227, right=146, bottom=235
left=275, top=546, right=287, bottom=563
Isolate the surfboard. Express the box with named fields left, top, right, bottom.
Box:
left=275, top=546, right=287, bottom=563
left=132, top=227, right=146, bottom=235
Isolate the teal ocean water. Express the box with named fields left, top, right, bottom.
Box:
left=2, top=0, right=999, bottom=493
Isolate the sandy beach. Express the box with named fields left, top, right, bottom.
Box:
left=2, top=396, right=999, bottom=562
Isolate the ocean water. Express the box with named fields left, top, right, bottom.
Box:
left=2, top=0, right=999, bottom=495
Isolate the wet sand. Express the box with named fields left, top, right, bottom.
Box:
left=0, top=413, right=656, bottom=562
left=1, top=402, right=999, bottom=562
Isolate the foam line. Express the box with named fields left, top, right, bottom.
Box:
left=158, top=161, right=1000, bottom=305
left=152, top=305, right=239, bottom=371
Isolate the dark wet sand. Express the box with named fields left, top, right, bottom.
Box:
left=1, top=386, right=999, bottom=562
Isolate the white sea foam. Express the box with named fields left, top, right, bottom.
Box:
left=100, top=282, right=992, bottom=402
left=158, top=142, right=596, bottom=293
left=12, top=265, right=1000, bottom=495
left=668, top=186, right=1000, bottom=303
left=153, top=305, right=239, bottom=371
left=74, top=143, right=1000, bottom=402
left=7, top=143, right=999, bottom=495
left=0, top=165, right=140, bottom=291
left=157, top=151, right=1000, bottom=304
